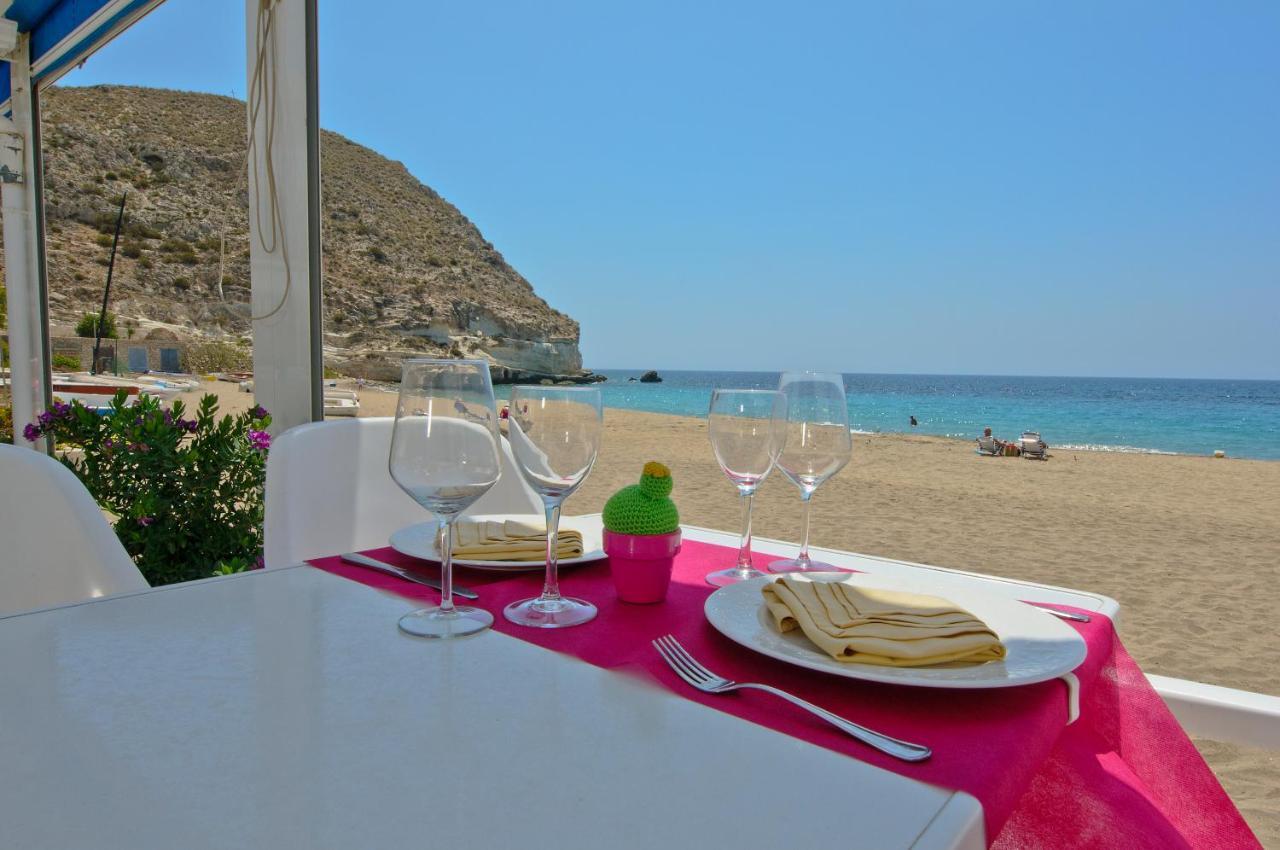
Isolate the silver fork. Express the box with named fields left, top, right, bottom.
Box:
left=652, top=635, right=932, bottom=762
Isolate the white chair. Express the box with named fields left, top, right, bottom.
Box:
left=977, top=435, right=1001, bottom=456
left=0, top=444, right=148, bottom=616
left=1020, top=431, right=1048, bottom=460
left=263, top=417, right=542, bottom=567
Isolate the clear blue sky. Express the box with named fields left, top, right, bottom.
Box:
left=59, top=0, right=1279, bottom=379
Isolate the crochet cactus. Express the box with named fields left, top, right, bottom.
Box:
left=603, top=461, right=680, bottom=535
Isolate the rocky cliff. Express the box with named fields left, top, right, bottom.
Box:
left=10, top=85, right=588, bottom=380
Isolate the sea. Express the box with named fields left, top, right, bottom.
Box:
left=593, top=371, right=1280, bottom=461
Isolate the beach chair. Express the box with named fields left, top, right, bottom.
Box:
left=1020, top=431, right=1048, bottom=460
left=0, top=444, right=148, bottom=616
left=976, top=435, right=1001, bottom=456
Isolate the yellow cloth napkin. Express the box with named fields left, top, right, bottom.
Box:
left=452, top=519, right=584, bottom=561
left=762, top=576, right=1006, bottom=667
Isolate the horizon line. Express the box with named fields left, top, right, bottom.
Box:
left=587, top=368, right=1280, bottom=383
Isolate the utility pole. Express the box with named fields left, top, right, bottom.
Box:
left=91, top=192, right=126, bottom=375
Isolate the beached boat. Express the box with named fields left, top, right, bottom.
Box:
left=322, top=389, right=360, bottom=417
left=49, top=374, right=185, bottom=411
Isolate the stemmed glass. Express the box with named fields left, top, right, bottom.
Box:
left=706, top=388, right=787, bottom=587
left=769, top=371, right=852, bottom=573
left=388, top=359, right=503, bottom=638
left=504, top=385, right=603, bottom=628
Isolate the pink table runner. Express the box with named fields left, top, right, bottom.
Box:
left=308, top=540, right=1259, bottom=849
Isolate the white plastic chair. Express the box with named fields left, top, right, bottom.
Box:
left=977, top=435, right=1000, bottom=456
left=263, top=417, right=542, bottom=567
left=0, top=444, right=148, bottom=616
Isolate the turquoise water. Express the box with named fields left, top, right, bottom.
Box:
left=594, top=371, right=1280, bottom=460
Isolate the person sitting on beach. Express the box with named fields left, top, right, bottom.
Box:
left=977, top=427, right=1006, bottom=456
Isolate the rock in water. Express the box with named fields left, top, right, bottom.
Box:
left=639, top=370, right=662, bottom=383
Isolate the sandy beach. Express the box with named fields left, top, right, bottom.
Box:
left=182, top=379, right=1280, bottom=842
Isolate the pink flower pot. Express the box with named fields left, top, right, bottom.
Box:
left=604, top=529, right=682, bottom=604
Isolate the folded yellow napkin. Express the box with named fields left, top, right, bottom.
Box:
left=452, top=519, right=584, bottom=561
left=762, top=576, right=1006, bottom=667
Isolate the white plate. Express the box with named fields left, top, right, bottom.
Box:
left=704, top=573, right=1087, bottom=689
left=389, top=514, right=606, bottom=572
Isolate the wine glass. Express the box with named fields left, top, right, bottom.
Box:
left=768, top=371, right=852, bottom=573
left=706, top=388, right=787, bottom=587
left=388, top=359, right=503, bottom=638
left=504, top=385, right=603, bottom=628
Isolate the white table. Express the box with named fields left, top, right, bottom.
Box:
left=0, top=529, right=1117, bottom=850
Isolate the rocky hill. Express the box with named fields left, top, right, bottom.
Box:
left=8, top=85, right=588, bottom=380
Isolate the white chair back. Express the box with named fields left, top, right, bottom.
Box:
left=978, top=435, right=998, bottom=453
left=263, top=417, right=542, bottom=567
left=0, top=444, right=148, bottom=616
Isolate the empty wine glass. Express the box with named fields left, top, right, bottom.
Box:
left=769, top=371, right=852, bottom=573
left=706, top=388, right=787, bottom=587
left=504, top=385, right=603, bottom=628
left=389, top=359, right=503, bottom=638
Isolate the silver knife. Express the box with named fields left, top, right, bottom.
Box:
left=340, top=552, right=480, bottom=600
left=1026, top=602, right=1091, bottom=623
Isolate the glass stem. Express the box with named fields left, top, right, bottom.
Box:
left=437, top=516, right=455, bottom=614
left=797, top=489, right=814, bottom=565
left=540, top=500, right=563, bottom=601
left=737, top=489, right=755, bottom=571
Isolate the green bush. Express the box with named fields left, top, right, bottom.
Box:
left=122, top=242, right=143, bottom=259
left=75, top=312, right=118, bottom=339
left=126, top=221, right=162, bottom=240
left=95, top=233, right=114, bottom=247
left=23, top=393, right=272, bottom=584
left=52, top=353, right=81, bottom=370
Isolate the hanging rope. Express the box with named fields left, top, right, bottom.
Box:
left=245, top=0, right=291, bottom=322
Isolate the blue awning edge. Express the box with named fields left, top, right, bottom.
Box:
left=2, top=0, right=164, bottom=109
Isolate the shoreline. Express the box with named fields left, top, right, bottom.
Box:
left=350, top=380, right=1273, bottom=461
left=340, top=372, right=1275, bottom=461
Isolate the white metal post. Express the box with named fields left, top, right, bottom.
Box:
left=1, top=32, right=51, bottom=450
left=244, top=0, right=323, bottom=435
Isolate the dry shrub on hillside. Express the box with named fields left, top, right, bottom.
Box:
left=185, top=340, right=251, bottom=373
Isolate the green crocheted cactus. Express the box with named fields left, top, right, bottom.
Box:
left=603, top=461, right=680, bottom=535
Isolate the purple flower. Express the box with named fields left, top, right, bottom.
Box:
left=247, top=429, right=271, bottom=452
left=51, top=401, right=71, bottom=418
left=251, top=405, right=269, bottom=420
left=164, top=410, right=174, bottom=426
left=22, top=423, right=40, bottom=442
left=137, top=516, right=154, bottom=527
left=176, top=418, right=198, bottom=433
left=37, top=411, right=54, bottom=428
